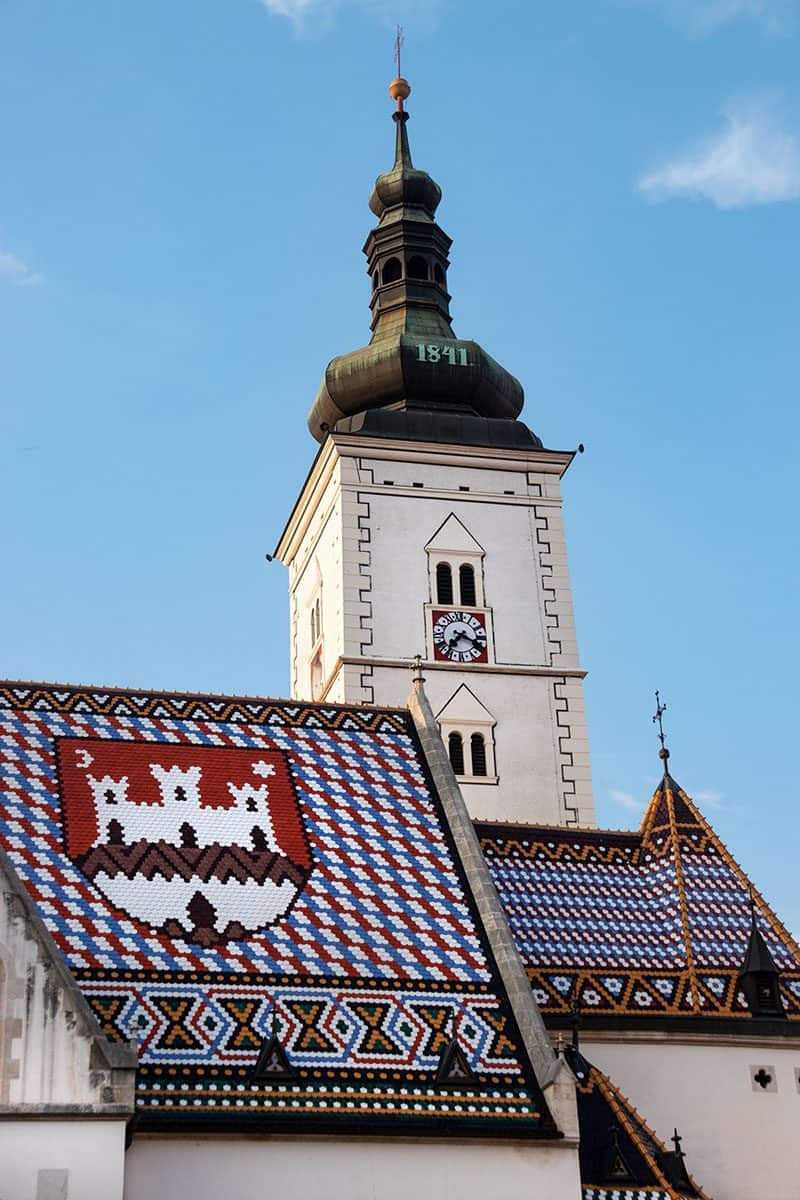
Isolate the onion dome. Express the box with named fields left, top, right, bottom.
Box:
left=307, top=81, right=539, bottom=449
left=368, top=109, right=442, bottom=219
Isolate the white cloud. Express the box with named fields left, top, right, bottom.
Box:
left=258, top=0, right=444, bottom=33
left=641, top=0, right=798, bottom=34
left=0, top=249, right=43, bottom=288
left=694, top=789, right=725, bottom=809
left=609, top=788, right=645, bottom=812
left=259, top=0, right=326, bottom=26
left=638, top=104, right=800, bottom=209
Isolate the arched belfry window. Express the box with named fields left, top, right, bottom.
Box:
left=470, top=733, right=487, bottom=777
left=382, top=257, right=402, bottom=284
left=434, top=263, right=445, bottom=286
left=459, top=563, right=476, bottom=607
left=436, top=562, right=454, bottom=605
left=407, top=255, right=428, bottom=280
left=448, top=732, right=465, bottom=776
left=426, top=514, right=487, bottom=612
left=436, top=685, right=497, bottom=783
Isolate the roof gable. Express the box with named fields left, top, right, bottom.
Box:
left=0, top=679, right=553, bottom=1137
left=425, top=513, right=485, bottom=556
left=567, top=1046, right=711, bottom=1199
left=435, top=684, right=496, bottom=726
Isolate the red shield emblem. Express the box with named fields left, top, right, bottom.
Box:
left=57, top=738, right=312, bottom=946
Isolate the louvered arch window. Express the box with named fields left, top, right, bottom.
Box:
left=382, top=257, right=402, bottom=284
left=448, top=731, right=465, bottom=776
left=436, top=562, right=454, bottom=605
left=470, top=732, right=487, bottom=777
left=459, top=563, right=476, bottom=607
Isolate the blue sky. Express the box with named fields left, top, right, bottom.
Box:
left=2, top=1, right=799, bottom=930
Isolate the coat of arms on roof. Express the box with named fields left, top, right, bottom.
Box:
left=57, top=738, right=312, bottom=947
left=0, top=680, right=555, bottom=1137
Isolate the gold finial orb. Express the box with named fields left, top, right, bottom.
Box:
left=389, top=77, right=411, bottom=103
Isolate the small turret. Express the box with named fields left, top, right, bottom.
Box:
left=739, top=897, right=786, bottom=1019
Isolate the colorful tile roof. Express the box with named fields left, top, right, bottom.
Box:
left=568, top=1044, right=710, bottom=1199
left=0, top=680, right=554, bottom=1136
left=478, top=773, right=800, bottom=1022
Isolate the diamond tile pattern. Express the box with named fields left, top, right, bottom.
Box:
left=478, top=775, right=800, bottom=1020
left=0, top=681, right=549, bottom=1135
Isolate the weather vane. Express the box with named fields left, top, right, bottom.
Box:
left=389, top=26, right=411, bottom=112
left=652, top=690, right=670, bottom=768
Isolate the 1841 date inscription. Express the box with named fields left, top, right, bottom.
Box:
left=416, top=343, right=469, bottom=366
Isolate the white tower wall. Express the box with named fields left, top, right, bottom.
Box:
left=277, top=431, right=594, bottom=827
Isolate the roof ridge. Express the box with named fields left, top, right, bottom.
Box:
left=666, top=779, right=800, bottom=966
left=638, top=778, right=664, bottom=844
left=663, top=778, right=702, bottom=1015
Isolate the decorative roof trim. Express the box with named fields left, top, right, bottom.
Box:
left=0, top=680, right=409, bottom=733
left=664, top=780, right=701, bottom=1014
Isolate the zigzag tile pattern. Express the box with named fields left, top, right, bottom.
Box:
left=0, top=680, right=548, bottom=1134
left=478, top=776, right=800, bottom=1020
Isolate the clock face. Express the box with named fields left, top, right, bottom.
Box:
left=431, top=609, right=489, bottom=664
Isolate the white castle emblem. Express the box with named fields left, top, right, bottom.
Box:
left=64, top=744, right=310, bottom=945
left=86, top=758, right=282, bottom=854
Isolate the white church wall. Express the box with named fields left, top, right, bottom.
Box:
left=0, top=1120, right=126, bottom=1200
left=124, top=1135, right=582, bottom=1200
left=585, top=1034, right=800, bottom=1200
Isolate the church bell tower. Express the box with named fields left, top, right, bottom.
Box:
left=276, top=77, right=594, bottom=827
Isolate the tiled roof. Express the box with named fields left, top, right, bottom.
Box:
left=478, top=774, right=800, bottom=1022
left=567, top=1045, right=711, bottom=1199
left=0, top=680, right=553, bottom=1136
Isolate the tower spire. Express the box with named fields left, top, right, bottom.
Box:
left=307, top=71, right=535, bottom=447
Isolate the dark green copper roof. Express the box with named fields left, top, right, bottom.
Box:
left=307, top=103, right=540, bottom=449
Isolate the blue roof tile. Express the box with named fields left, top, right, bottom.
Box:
left=478, top=775, right=800, bottom=1021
